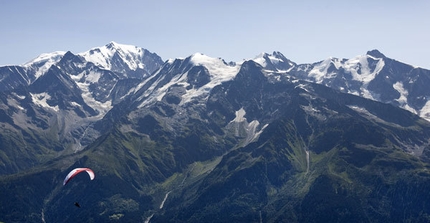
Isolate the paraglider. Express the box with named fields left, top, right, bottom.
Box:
left=63, top=168, right=95, bottom=208
left=63, top=168, right=95, bottom=185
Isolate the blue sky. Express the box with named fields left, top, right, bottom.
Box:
left=1, top=0, right=429, bottom=68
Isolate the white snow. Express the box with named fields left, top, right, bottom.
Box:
left=24, top=51, right=66, bottom=66
left=22, top=41, right=150, bottom=83
left=392, top=82, right=416, bottom=113
left=69, top=69, right=102, bottom=83
left=232, top=107, right=246, bottom=123
left=159, top=191, right=171, bottom=209
left=137, top=53, right=241, bottom=108
left=419, top=100, right=430, bottom=120
left=11, top=92, right=26, bottom=100
left=307, top=57, right=340, bottom=83
left=41, top=209, right=46, bottom=223
left=76, top=79, right=112, bottom=117
left=84, top=70, right=102, bottom=83
left=30, top=92, right=59, bottom=112
left=251, top=52, right=293, bottom=69
left=308, top=55, right=385, bottom=100
left=135, top=69, right=175, bottom=108
left=228, top=107, right=268, bottom=144
left=267, top=55, right=284, bottom=64
left=66, top=68, right=113, bottom=115
left=7, top=97, right=25, bottom=111
left=252, top=53, right=266, bottom=67
left=144, top=214, right=154, bottom=223
left=78, top=41, right=146, bottom=71
left=305, top=150, right=310, bottom=173
left=181, top=53, right=241, bottom=104
left=24, top=51, right=66, bottom=79
left=348, top=105, right=406, bottom=128
left=19, top=44, right=430, bottom=125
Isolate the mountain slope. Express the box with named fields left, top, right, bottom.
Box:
left=2, top=58, right=430, bottom=222
left=254, top=50, right=430, bottom=121
left=0, top=43, right=164, bottom=174
left=155, top=72, right=430, bottom=222
left=1, top=45, right=430, bottom=222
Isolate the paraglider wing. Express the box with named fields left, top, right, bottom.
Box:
left=63, top=168, right=95, bottom=185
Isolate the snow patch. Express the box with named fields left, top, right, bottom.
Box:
left=85, top=71, right=102, bottom=83
left=305, top=150, right=310, bottom=173
left=144, top=214, right=154, bottom=223
left=75, top=80, right=112, bottom=117
left=232, top=107, right=246, bottom=123
left=11, top=92, right=26, bottom=100
left=392, top=81, right=416, bottom=113
left=347, top=105, right=408, bottom=128
left=7, top=97, right=25, bottom=111
left=419, top=100, right=430, bottom=120
left=159, top=191, right=171, bottom=209
left=228, top=107, right=268, bottom=145
left=30, top=92, right=59, bottom=112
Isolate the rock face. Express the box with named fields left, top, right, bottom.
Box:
left=0, top=42, right=164, bottom=174
left=1, top=45, right=430, bottom=222
left=285, top=50, right=430, bottom=120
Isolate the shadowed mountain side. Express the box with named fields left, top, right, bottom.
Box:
left=1, top=46, right=430, bottom=222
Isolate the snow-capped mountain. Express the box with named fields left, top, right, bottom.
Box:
left=79, top=41, right=163, bottom=78
left=251, top=51, right=296, bottom=72
left=4, top=44, right=430, bottom=122
left=0, top=43, right=430, bottom=166
left=131, top=53, right=242, bottom=108
left=2, top=42, right=163, bottom=89
left=0, top=42, right=164, bottom=161
left=8, top=42, right=164, bottom=112
left=24, top=51, right=66, bottom=79
left=2, top=43, right=430, bottom=222
left=250, top=50, right=430, bottom=121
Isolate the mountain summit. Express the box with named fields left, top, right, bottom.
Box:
left=366, top=49, right=386, bottom=58
left=79, top=41, right=163, bottom=76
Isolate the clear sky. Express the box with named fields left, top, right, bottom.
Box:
left=1, top=0, right=429, bottom=68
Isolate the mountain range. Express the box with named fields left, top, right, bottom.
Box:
left=1, top=42, right=430, bottom=222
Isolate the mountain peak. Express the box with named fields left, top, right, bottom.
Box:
left=23, top=51, right=67, bottom=79
left=78, top=42, right=159, bottom=72
left=189, top=53, right=218, bottom=64
left=106, top=41, right=119, bottom=48
left=366, top=49, right=386, bottom=58
left=147, top=52, right=240, bottom=105
left=104, top=41, right=135, bottom=52
left=272, top=51, right=286, bottom=58
left=24, top=51, right=66, bottom=67
left=252, top=51, right=296, bottom=71
left=187, top=53, right=239, bottom=77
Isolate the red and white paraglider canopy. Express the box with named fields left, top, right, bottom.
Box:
left=63, top=168, right=95, bottom=186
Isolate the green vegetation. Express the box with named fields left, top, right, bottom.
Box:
left=2, top=66, right=430, bottom=222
